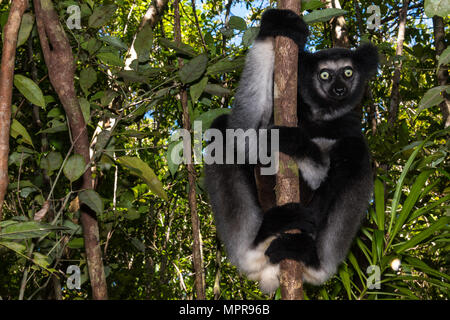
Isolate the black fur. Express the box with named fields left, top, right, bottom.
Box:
left=257, top=9, right=309, bottom=47
left=204, top=8, right=378, bottom=292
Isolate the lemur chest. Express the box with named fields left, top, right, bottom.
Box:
left=297, top=137, right=336, bottom=190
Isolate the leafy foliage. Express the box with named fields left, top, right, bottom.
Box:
left=0, top=0, right=448, bottom=300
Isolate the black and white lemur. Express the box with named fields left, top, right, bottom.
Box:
left=204, top=9, right=378, bottom=293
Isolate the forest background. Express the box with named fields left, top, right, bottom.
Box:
left=0, top=0, right=448, bottom=300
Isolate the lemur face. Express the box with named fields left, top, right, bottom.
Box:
left=299, top=45, right=378, bottom=121
left=315, top=59, right=358, bottom=101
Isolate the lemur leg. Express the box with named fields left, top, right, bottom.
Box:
left=261, top=136, right=373, bottom=285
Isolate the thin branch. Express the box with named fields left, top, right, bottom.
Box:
left=0, top=0, right=28, bottom=221
left=190, top=0, right=208, bottom=52
left=387, top=0, right=409, bottom=127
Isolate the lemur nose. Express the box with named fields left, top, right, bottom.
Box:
left=333, top=87, right=347, bottom=96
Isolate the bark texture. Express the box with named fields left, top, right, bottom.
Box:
left=432, top=16, right=450, bottom=128
left=0, top=0, right=28, bottom=222
left=323, top=0, right=350, bottom=48
left=387, top=0, right=409, bottom=127
left=125, top=0, right=170, bottom=69
left=274, top=0, right=303, bottom=300
left=174, top=0, right=206, bottom=300
left=34, top=0, right=108, bottom=300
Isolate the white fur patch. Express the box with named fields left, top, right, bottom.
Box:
left=298, top=158, right=329, bottom=190
left=297, top=138, right=335, bottom=190
left=303, top=266, right=333, bottom=285
left=238, top=236, right=281, bottom=293
left=317, top=59, right=352, bottom=71
left=312, top=137, right=336, bottom=151
left=321, top=104, right=355, bottom=121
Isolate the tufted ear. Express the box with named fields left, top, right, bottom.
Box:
left=353, top=43, right=379, bottom=78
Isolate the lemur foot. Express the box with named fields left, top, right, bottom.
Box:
left=254, top=203, right=316, bottom=245
left=257, top=9, right=309, bottom=47
left=265, top=232, right=320, bottom=268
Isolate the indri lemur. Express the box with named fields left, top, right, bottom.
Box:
left=204, top=9, right=378, bottom=293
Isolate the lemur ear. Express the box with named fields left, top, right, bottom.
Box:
left=354, top=43, right=379, bottom=78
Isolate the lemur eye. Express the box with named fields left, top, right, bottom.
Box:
left=320, top=71, right=330, bottom=80
left=344, top=68, right=353, bottom=78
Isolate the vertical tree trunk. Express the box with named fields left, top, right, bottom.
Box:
left=0, top=0, right=28, bottom=222
left=173, top=0, right=206, bottom=300
left=274, top=0, right=303, bottom=300
left=432, top=16, right=450, bottom=128
left=125, top=0, right=170, bottom=69
left=323, top=0, right=350, bottom=48
left=33, top=0, right=108, bottom=300
left=387, top=0, right=409, bottom=127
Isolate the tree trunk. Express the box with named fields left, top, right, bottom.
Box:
left=274, top=0, right=303, bottom=300
left=33, top=0, right=108, bottom=300
left=323, top=0, right=350, bottom=48
left=0, top=0, right=28, bottom=222
left=432, top=16, right=450, bottom=128
left=125, top=0, right=170, bottom=69
left=387, top=0, right=409, bottom=127
left=173, top=0, right=206, bottom=300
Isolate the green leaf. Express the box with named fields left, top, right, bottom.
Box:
left=190, top=77, right=208, bottom=104
left=159, top=38, right=197, bottom=57
left=303, top=8, right=348, bottom=24
left=206, top=57, right=245, bottom=75
left=192, top=108, right=231, bottom=132
left=390, top=170, right=434, bottom=240
left=417, top=85, right=449, bottom=113
left=302, top=0, right=325, bottom=11
left=79, top=97, right=91, bottom=124
left=97, top=52, right=124, bottom=67
left=82, top=38, right=102, bottom=55
left=178, top=54, right=208, bottom=84
left=437, top=46, right=450, bottom=71
left=166, top=141, right=182, bottom=176
left=63, top=154, right=86, bottom=182
left=338, top=265, right=352, bottom=299
left=117, top=156, right=168, bottom=201
left=204, top=84, right=232, bottom=97
left=79, top=190, right=104, bottom=215
left=67, top=237, right=85, bottom=249
left=79, top=67, right=97, bottom=96
left=10, top=119, right=34, bottom=148
left=131, top=237, right=145, bottom=252
left=408, top=194, right=450, bottom=223
left=0, top=241, right=26, bottom=253
left=374, top=179, right=385, bottom=230
left=242, top=27, right=259, bottom=47
left=0, top=221, right=67, bottom=240
left=126, top=209, right=141, bottom=221
left=134, top=24, right=153, bottom=62
left=405, top=257, right=450, bottom=281
left=39, top=120, right=68, bottom=134
left=424, top=0, right=450, bottom=18
left=100, top=36, right=128, bottom=51
left=33, top=252, right=50, bottom=268
left=17, top=13, right=34, bottom=47
left=229, top=16, right=247, bottom=31
left=88, top=4, right=118, bottom=28
left=40, top=151, right=63, bottom=173
left=372, top=230, right=384, bottom=264
left=395, top=217, right=450, bottom=253
left=14, top=75, right=45, bottom=108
